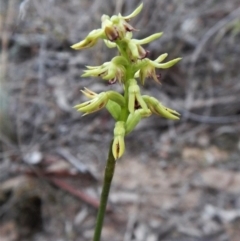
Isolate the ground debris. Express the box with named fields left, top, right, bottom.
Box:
left=1, top=0, right=240, bottom=240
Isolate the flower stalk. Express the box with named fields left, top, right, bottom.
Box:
left=93, top=140, right=115, bottom=241
left=71, top=3, right=181, bottom=241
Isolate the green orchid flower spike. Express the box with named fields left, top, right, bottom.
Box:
left=71, top=4, right=181, bottom=241
left=73, top=3, right=181, bottom=159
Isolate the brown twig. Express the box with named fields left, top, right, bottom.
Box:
left=22, top=167, right=109, bottom=211
left=49, top=177, right=111, bottom=212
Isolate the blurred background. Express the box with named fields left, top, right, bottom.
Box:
left=1, top=0, right=240, bottom=240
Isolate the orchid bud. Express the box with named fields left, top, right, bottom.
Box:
left=112, top=121, right=125, bottom=159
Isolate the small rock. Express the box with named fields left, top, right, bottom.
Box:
left=110, top=192, right=139, bottom=204
left=74, top=208, right=88, bottom=226
left=134, top=223, right=148, bottom=241
left=23, top=151, right=43, bottom=165
left=181, top=17, right=202, bottom=33
left=202, top=204, right=240, bottom=224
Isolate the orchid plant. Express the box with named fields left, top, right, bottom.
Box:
left=71, top=4, right=181, bottom=241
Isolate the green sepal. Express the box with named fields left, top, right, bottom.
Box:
left=106, top=91, right=125, bottom=107
left=71, top=29, right=104, bottom=50
left=142, top=95, right=180, bottom=120
left=125, top=109, right=151, bottom=135
left=81, top=88, right=98, bottom=99
left=81, top=67, right=107, bottom=77
left=104, top=40, right=117, bottom=48
left=111, top=56, right=128, bottom=66
left=106, top=100, right=121, bottom=120
left=128, top=79, right=148, bottom=113
left=74, top=92, right=108, bottom=115
left=128, top=41, right=139, bottom=59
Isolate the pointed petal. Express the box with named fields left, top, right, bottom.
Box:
left=154, top=58, right=182, bottom=69
left=123, top=3, right=143, bottom=20
left=81, top=88, right=97, bottom=99
left=155, top=53, right=168, bottom=63
left=134, top=32, right=163, bottom=45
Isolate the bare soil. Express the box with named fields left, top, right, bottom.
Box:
left=1, top=1, right=240, bottom=241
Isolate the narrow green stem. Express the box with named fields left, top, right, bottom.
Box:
left=93, top=140, right=116, bottom=241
